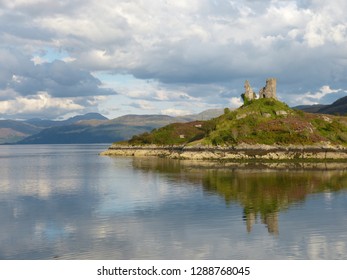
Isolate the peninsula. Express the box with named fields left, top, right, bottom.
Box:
left=101, top=79, right=347, bottom=161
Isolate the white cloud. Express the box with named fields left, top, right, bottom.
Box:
left=312, top=85, right=340, bottom=99
left=230, top=97, right=243, bottom=108
left=0, top=92, right=84, bottom=118
left=295, top=85, right=342, bottom=105
left=31, top=56, right=46, bottom=65
left=128, top=100, right=155, bottom=111
left=1, top=0, right=347, bottom=118
left=161, top=108, right=192, bottom=116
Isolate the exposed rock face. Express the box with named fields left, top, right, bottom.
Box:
left=259, top=78, right=277, bottom=99
left=101, top=144, right=347, bottom=161
left=243, top=80, right=256, bottom=101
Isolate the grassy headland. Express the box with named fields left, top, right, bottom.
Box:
left=101, top=98, right=347, bottom=161
left=120, top=98, right=347, bottom=147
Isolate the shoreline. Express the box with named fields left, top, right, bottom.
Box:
left=100, top=143, right=347, bottom=161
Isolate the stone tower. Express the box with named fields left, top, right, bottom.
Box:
left=243, top=80, right=256, bottom=101
left=259, top=78, right=277, bottom=99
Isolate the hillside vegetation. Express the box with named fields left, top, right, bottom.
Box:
left=127, top=121, right=208, bottom=145
left=123, top=99, right=347, bottom=147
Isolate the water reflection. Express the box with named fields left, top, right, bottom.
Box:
left=2, top=145, right=347, bottom=259
left=131, top=158, right=347, bottom=235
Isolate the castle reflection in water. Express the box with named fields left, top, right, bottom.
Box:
left=132, top=158, right=347, bottom=235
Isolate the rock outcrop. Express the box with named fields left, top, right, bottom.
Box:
left=259, top=78, right=277, bottom=99
left=101, top=144, right=347, bottom=161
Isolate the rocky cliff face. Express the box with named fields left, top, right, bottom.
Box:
left=101, top=143, right=347, bottom=161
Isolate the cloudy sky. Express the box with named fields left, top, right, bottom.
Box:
left=1, top=0, right=347, bottom=120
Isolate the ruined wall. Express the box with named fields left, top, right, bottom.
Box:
left=243, top=80, right=256, bottom=101
left=241, top=78, right=277, bottom=103
left=259, top=78, right=277, bottom=99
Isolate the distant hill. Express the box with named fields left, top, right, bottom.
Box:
left=182, top=108, right=226, bottom=121
left=17, top=123, right=152, bottom=144
left=294, top=96, right=347, bottom=115
left=15, top=111, right=225, bottom=145
left=317, top=96, right=347, bottom=115
left=293, top=104, right=326, bottom=113
left=125, top=98, right=347, bottom=147
left=25, top=112, right=108, bottom=128
left=104, top=114, right=176, bottom=126
left=17, top=114, right=179, bottom=144
left=0, top=113, right=108, bottom=144
left=0, top=120, right=41, bottom=144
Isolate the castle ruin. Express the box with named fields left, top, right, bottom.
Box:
left=243, top=80, right=256, bottom=101
left=259, top=78, right=277, bottom=99
left=242, top=78, right=277, bottom=103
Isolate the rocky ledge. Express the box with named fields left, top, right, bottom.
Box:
left=100, top=143, right=347, bottom=161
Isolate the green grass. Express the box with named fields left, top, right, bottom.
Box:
left=205, top=99, right=347, bottom=146
left=118, top=98, right=347, bottom=147
left=128, top=121, right=207, bottom=145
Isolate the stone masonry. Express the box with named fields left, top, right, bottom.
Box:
left=243, top=80, right=256, bottom=101
left=259, top=78, right=277, bottom=99
left=242, top=78, right=277, bottom=103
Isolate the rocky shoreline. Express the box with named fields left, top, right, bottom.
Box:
left=100, top=143, right=347, bottom=161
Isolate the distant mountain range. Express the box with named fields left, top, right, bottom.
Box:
left=1, top=95, right=345, bottom=145
left=25, top=112, right=108, bottom=128
left=0, top=113, right=109, bottom=144
left=293, top=96, right=347, bottom=115
left=0, top=120, right=41, bottom=144
left=1, top=109, right=225, bottom=144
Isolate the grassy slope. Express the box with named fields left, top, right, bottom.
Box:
left=127, top=121, right=207, bottom=145
left=122, top=99, right=347, bottom=147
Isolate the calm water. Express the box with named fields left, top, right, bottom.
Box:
left=1, top=144, right=347, bottom=260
